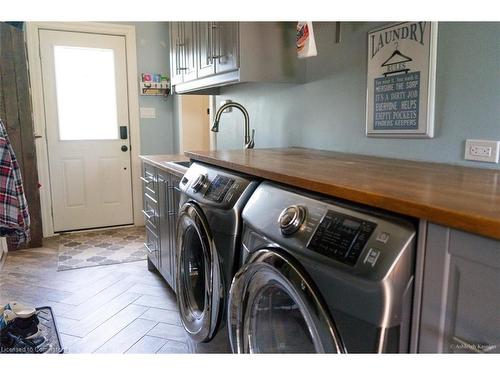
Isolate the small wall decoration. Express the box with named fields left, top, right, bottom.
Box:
left=366, top=22, right=438, bottom=138
left=296, top=22, right=317, bottom=58
left=140, top=73, right=170, bottom=96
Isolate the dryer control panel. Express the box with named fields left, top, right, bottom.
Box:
left=241, top=181, right=416, bottom=279
left=307, top=211, right=376, bottom=266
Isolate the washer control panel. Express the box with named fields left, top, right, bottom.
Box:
left=307, top=211, right=376, bottom=266
left=179, top=162, right=257, bottom=208
left=191, top=173, right=208, bottom=193
left=204, top=175, right=235, bottom=202
left=279, top=205, right=307, bottom=235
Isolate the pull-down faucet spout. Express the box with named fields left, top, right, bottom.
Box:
left=211, top=101, right=255, bottom=149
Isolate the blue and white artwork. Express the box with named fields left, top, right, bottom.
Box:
left=366, top=22, right=438, bottom=138
left=374, top=72, right=420, bottom=130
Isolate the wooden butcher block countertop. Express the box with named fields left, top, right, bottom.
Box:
left=139, top=154, right=190, bottom=177
left=185, top=148, right=500, bottom=240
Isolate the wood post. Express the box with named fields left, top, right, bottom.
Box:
left=0, top=22, right=43, bottom=249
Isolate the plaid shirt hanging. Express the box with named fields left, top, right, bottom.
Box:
left=0, top=119, right=30, bottom=247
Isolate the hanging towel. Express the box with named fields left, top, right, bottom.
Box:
left=0, top=119, right=30, bottom=247
left=296, top=22, right=317, bottom=58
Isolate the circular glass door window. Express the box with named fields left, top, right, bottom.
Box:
left=247, top=283, right=316, bottom=353
left=182, top=225, right=206, bottom=318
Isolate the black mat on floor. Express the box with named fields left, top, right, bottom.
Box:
left=0, top=306, right=63, bottom=354
left=36, top=307, right=63, bottom=353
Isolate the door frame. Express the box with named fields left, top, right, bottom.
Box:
left=208, top=95, right=217, bottom=150
left=177, top=94, right=211, bottom=154
left=26, top=22, right=143, bottom=237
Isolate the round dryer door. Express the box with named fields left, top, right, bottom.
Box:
left=228, top=248, right=346, bottom=353
left=176, top=202, right=223, bottom=343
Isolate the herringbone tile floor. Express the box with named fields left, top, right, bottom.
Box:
left=0, top=232, right=192, bottom=354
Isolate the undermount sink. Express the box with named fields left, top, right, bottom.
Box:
left=171, top=160, right=191, bottom=168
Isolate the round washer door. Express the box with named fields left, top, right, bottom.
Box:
left=176, top=202, right=223, bottom=343
left=228, top=248, right=346, bottom=353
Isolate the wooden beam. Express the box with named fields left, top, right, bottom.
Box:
left=0, top=23, right=43, bottom=249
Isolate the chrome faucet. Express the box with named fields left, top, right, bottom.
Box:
left=211, top=101, right=255, bottom=149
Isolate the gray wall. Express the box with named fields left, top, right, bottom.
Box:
left=214, top=22, right=500, bottom=168
left=127, top=22, right=175, bottom=155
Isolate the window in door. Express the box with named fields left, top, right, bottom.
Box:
left=53, top=45, right=119, bottom=141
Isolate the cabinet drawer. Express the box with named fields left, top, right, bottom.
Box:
left=141, top=164, right=158, bottom=199
left=144, top=225, right=159, bottom=256
left=143, top=194, right=158, bottom=230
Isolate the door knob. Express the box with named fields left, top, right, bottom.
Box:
left=121, top=145, right=128, bottom=152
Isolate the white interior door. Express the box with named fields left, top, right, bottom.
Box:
left=39, top=29, right=133, bottom=232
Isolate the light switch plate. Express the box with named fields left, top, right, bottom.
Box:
left=140, top=107, right=156, bottom=119
left=464, top=139, right=500, bottom=163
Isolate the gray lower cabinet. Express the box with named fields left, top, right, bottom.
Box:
left=418, top=223, right=500, bottom=353
left=142, top=163, right=182, bottom=292
left=142, top=163, right=160, bottom=268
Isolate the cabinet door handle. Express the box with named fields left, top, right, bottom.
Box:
left=164, top=181, right=170, bottom=214
left=181, top=24, right=189, bottom=71
left=140, top=176, right=153, bottom=184
left=207, top=22, right=212, bottom=65
left=183, top=38, right=188, bottom=71
left=211, top=22, right=221, bottom=60
left=142, top=209, right=155, bottom=221
left=167, top=185, right=174, bottom=214
left=176, top=41, right=188, bottom=71
left=144, top=242, right=156, bottom=254
left=217, top=23, right=222, bottom=61
left=182, top=24, right=186, bottom=71
left=176, top=41, right=182, bottom=71
left=452, top=336, right=498, bottom=353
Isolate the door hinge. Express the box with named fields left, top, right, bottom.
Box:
left=207, top=108, right=210, bottom=115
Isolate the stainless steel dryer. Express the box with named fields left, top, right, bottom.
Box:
left=176, top=162, right=259, bottom=353
left=228, top=182, right=416, bottom=353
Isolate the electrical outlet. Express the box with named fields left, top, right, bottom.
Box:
left=464, top=139, right=500, bottom=163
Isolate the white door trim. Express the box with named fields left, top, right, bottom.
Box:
left=26, top=22, right=143, bottom=237
left=208, top=95, right=217, bottom=151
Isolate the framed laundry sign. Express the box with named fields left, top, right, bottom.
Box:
left=366, top=22, right=438, bottom=138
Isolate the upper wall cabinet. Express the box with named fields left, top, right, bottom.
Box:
left=170, top=22, right=197, bottom=85
left=169, top=22, right=303, bottom=94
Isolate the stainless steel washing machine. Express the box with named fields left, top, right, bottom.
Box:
left=228, top=182, right=417, bottom=353
left=176, top=162, right=259, bottom=353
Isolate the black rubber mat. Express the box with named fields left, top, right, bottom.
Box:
left=36, top=306, right=63, bottom=353
left=0, top=306, right=63, bottom=354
